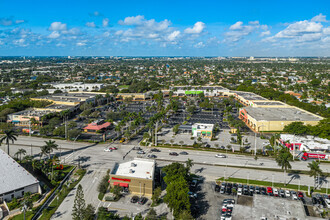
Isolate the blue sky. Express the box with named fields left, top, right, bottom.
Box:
left=0, top=0, right=329, bottom=56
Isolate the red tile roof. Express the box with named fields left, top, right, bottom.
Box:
left=83, top=122, right=111, bottom=131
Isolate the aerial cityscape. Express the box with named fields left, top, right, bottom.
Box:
left=0, top=0, right=329, bottom=220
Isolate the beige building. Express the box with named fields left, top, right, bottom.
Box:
left=109, top=159, right=155, bottom=197
left=239, top=107, right=323, bottom=132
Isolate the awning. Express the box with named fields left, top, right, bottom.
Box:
left=113, top=182, right=129, bottom=187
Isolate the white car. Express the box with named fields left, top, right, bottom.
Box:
left=215, top=154, right=227, bottom=158
left=237, top=188, right=242, bottom=195
left=137, top=150, right=145, bottom=154
left=104, top=148, right=112, bottom=152
left=285, top=190, right=290, bottom=198
left=291, top=191, right=298, bottom=200
left=273, top=188, right=278, bottom=196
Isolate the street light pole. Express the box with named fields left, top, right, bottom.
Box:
left=272, top=174, right=274, bottom=188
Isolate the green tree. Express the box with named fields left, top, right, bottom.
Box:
left=112, top=185, right=122, bottom=200
left=15, top=148, right=26, bottom=162
left=151, top=187, right=162, bottom=205
left=275, top=147, right=293, bottom=185
left=0, top=129, right=18, bottom=155
left=185, top=158, right=194, bottom=173
left=177, top=210, right=193, bottom=220
left=83, top=204, right=95, bottom=220
left=145, top=208, right=157, bottom=220
left=40, top=140, right=58, bottom=159
left=72, top=184, right=86, bottom=220
left=173, top=124, right=180, bottom=135
left=308, top=160, right=323, bottom=187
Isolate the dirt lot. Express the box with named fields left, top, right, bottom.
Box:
left=237, top=195, right=253, bottom=207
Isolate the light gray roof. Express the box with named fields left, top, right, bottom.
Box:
left=0, top=149, right=39, bottom=195
left=244, top=107, right=322, bottom=122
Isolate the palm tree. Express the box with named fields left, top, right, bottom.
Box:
left=185, top=159, right=194, bottom=173
left=41, top=140, right=58, bottom=159
left=15, top=148, right=27, bottom=162
left=0, top=129, right=18, bottom=155
left=275, top=147, right=293, bottom=185
left=308, top=160, right=323, bottom=187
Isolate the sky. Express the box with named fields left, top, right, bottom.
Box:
left=0, top=0, right=329, bottom=56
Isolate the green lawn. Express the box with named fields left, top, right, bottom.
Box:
left=217, top=177, right=329, bottom=194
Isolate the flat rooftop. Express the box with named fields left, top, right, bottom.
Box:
left=42, top=104, right=76, bottom=110
left=244, top=107, right=322, bottom=121
left=173, top=86, right=227, bottom=90
left=8, top=109, right=55, bottom=117
left=112, top=158, right=155, bottom=180
left=0, top=149, right=39, bottom=195
left=235, top=91, right=268, bottom=101
left=233, top=195, right=319, bottom=219
left=193, top=123, right=214, bottom=130
left=252, top=101, right=286, bottom=106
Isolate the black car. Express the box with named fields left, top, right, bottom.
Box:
left=312, top=197, right=318, bottom=205
left=261, top=187, right=267, bottom=195
left=226, top=187, right=232, bottom=195
left=138, top=197, right=147, bottom=205
left=147, top=154, right=157, bottom=159
left=179, top=151, right=189, bottom=155
left=150, top=148, right=160, bottom=152
left=131, top=196, right=139, bottom=203
left=215, top=185, right=220, bottom=192
left=169, top=152, right=179, bottom=156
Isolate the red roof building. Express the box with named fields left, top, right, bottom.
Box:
left=83, top=119, right=111, bottom=133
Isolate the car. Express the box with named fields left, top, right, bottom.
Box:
left=280, top=189, right=285, bottom=198
left=169, top=152, right=178, bottom=156
left=298, top=191, right=304, bottom=198
left=223, top=199, right=235, bottom=205
left=249, top=185, right=255, bottom=192
left=109, top=147, right=117, bottom=150
left=266, top=187, right=273, bottom=194
left=215, top=154, right=227, bottom=158
left=137, top=150, right=145, bottom=154
left=291, top=191, right=298, bottom=200
left=104, top=148, right=112, bottom=152
left=226, top=187, right=232, bottom=195
left=285, top=190, right=290, bottom=198
left=237, top=188, right=242, bottom=195
left=150, top=148, right=160, bottom=152
left=220, top=187, right=225, bottom=194
left=215, top=185, right=221, bottom=192
left=131, top=196, right=139, bottom=203
left=191, top=179, right=198, bottom=188
left=180, top=151, right=188, bottom=155
left=273, top=188, right=279, bottom=197
left=133, top=146, right=142, bottom=150
left=138, top=197, right=147, bottom=205
left=188, top=192, right=197, bottom=198
left=221, top=182, right=227, bottom=187
left=261, top=187, right=267, bottom=195
left=147, top=154, right=157, bottom=158
left=312, top=197, right=319, bottom=205
left=255, top=186, right=260, bottom=194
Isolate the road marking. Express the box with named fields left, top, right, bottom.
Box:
left=95, top=201, right=102, bottom=213
left=107, top=203, right=111, bottom=207
left=92, top=177, right=98, bottom=183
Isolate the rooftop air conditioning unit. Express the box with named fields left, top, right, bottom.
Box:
left=129, top=169, right=134, bottom=173
left=131, top=163, right=136, bottom=167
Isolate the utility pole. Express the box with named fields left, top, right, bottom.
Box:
left=65, top=116, right=68, bottom=140
left=29, top=120, right=31, bottom=137
left=155, top=121, right=158, bottom=146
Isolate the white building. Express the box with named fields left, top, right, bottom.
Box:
left=0, top=149, right=41, bottom=202
left=43, top=82, right=104, bottom=93
left=192, top=123, right=214, bottom=139
left=280, top=134, right=330, bottom=152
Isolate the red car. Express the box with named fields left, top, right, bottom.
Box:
left=266, top=187, right=273, bottom=194
left=109, top=147, right=118, bottom=150
left=298, top=192, right=304, bottom=198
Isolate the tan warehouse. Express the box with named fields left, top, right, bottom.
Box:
left=239, top=107, right=323, bottom=132
left=109, top=159, right=155, bottom=197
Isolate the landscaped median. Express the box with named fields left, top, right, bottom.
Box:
left=217, top=177, right=329, bottom=194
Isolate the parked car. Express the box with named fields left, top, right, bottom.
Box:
left=191, top=179, right=198, bottom=188
left=255, top=186, right=260, bottom=194
left=215, top=185, right=221, bottom=192
left=104, top=148, right=112, bottom=152
left=266, top=187, right=273, bottom=194
left=298, top=192, right=304, bottom=199
left=138, top=197, right=147, bottom=205
left=237, top=188, right=242, bottom=195
left=137, top=150, right=145, bottom=154
left=285, top=190, right=290, bottom=198
left=273, top=188, right=279, bottom=197
left=169, top=152, right=179, bottom=156
left=109, top=146, right=117, bottom=150
left=280, top=189, right=285, bottom=198
left=133, top=146, right=142, bottom=150
left=188, top=192, right=197, bottom=198
left=220, top=187, right=225, bottom=194
left=131, top=196, right=139, bottom=203
left=291, top=191, right=298, bottom=200
left=215, top=154, right=227, bottom=158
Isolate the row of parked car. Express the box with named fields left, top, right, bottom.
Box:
left=215, top=182, right=304, bottom=200
left=221, top=199, right=235, bottom=220
left=312, top=193, right=330, bottom=208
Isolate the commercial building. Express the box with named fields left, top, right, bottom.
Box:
left=239, top=107, right=323, bottom=132
left=31, top=92, right=101, bottom=106
left=279, top=134, right=330, bottom=152
left=0, top=149, right=41, bottom=202
left=83, top=119, right=111, bottom=133
left=192, top=123, right=214, bottom=139
left=43, top=82, right=104, bottom=92
left=109, top=159, right=155, bottom=197
left=116, top=92, right=154, bottom=101
left=171, top=86, right=229, bottom=97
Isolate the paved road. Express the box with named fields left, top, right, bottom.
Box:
left=3, top=136, right=330, bottom=219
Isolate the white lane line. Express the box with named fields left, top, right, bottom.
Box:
left=95, top=201, right=102, bottom=213
left=107, top=203, right=111, bottom=207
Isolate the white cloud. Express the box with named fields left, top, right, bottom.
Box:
left=119, top=15, right=145, bottom=25
left=77, top=41, right=87, bottom=46
left=48, top=31, right=60, bottom=39
left=249, top=21, right=259, bottom=25
left=0, top=17, right=25, bottom=26
left=103, top=18, right=109, bottom=27
left=194, top=41, right=205, bottom=48
left=229, top=21, right=243, bottom=30
left=225, top=21, right=262, bottom=42
left=260, top=30, right=271, bottom=37
left=15, top=20, right=25, bottom=24
left=184, top=21, right=205, bottom=34
left=86, top=22, right=96, bottom=28
left=311, top=13, right=327, bottom=22
left=49, top=22, right=67, bottom=31
left=13, top=38, right=27, bottom=47
left=167, top=31, right=180, bottom=41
